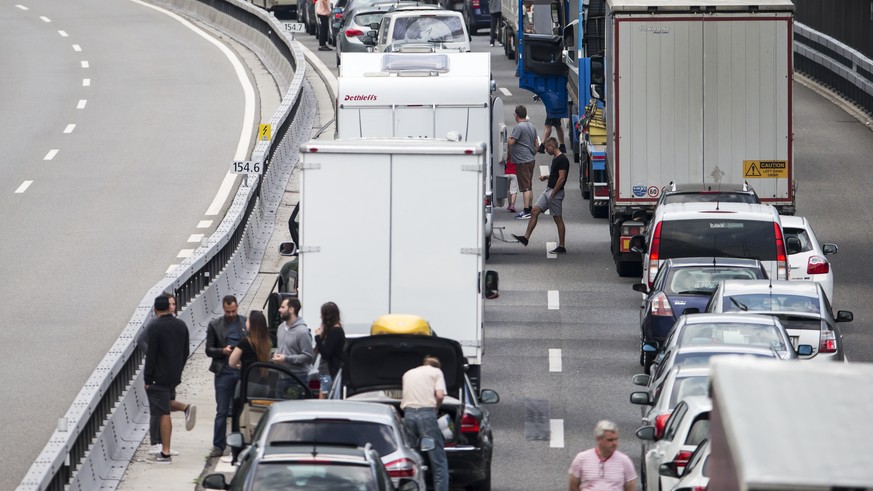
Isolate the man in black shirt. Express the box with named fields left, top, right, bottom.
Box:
left=513, top=137, right=570, bottom=254
left=144, top=295, right=191, bottom=463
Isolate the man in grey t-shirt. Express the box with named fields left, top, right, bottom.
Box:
left=508, top=105, right=539, bottom=219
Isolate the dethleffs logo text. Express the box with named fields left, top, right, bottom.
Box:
left=344, top=94, right=378, bottom=101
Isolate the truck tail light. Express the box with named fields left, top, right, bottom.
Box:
left=820, top=330, right=837, bottom=353
left=594, top=186, right=609, bottom=197
left=385, top=458, right=417, bottom=478
left=775, top=223, right=788, bottom=279
left=345, top=28, right=364, bottom=37
left=673, top=450, right=693, bottom=469
left=650, top=292, right=673, bottom=317
left=472, top=0, right=480, bottom=7
left=460, top=413, right=480, bottom=434
left=807, top=256, right=830, bottom=275
left=619, top=222, right=644, bottom=253
left=648, top=222, right=662, bottom=288
left=654, top=413, right=670, bottom=439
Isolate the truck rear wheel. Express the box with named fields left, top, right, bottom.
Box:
left=504, top=28, right=516, bottom=60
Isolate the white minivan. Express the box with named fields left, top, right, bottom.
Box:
left=632, top=202, right=790, bottom=288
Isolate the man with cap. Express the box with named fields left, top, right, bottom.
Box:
left=143, top=295, right=191, bottom=464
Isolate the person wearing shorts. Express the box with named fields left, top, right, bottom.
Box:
left=539, top=116, right=566, bottom=154
left=512, top=137, right=570, bottom=254
left=504, top=159, right=519, bottom=213
left=508, top=105, right=539, bottom=219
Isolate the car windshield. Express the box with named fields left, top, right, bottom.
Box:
left=267, top=421, right=398, bottom=456
left=722, top=294, right=820, bottom=314
left=678, top=322, right=787, bottom=352
left=668, top=376, right=709, bottom=408
left=667, top=267, right=762, bottom=294
left=253, top=462, right=377, bottom=490
left=662, top=192, right=758, bottom=205
left=659, top=219, right=777, bottom=261
left=392, top=15, right=466, bottom=44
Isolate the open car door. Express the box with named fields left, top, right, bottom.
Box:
left=238, top=362, right=312, bottom=442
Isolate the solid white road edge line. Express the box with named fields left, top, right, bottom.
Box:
left=126, top=0, right=256, bottom=217
left=548, top=349, right=562, bottom=372
left=548, top=290, right=560, bottom=310
left=15, top=181, right=33, bottom=194
left=550, top=419, right=564, bottom=448
left=44, top=149, right=59, bottom=160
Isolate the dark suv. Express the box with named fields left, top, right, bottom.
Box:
left=332, top=334, right=500, bottom=490
left=657, top=182, right=759, bottom=207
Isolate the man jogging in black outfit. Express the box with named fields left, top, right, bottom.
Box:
left=144, top=295, right=191, bottom=464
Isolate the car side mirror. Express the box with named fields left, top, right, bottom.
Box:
left=485, top=270, right=499, bottom=300
left=786, top=236, right=802, bottom=255
left=797, top=344, right=814, bottom=357
left=635, top=425, right=657, bottom=441
left=822, top=243, right=838, bottom=255
left=419, top=436, right=435, bottom=452
left=590, top=84, right=604, bottom=102
left=658, top=461, right=680, bottom=478
left=632, top=374, right=651, bottom=386
left=227, top=432, right=245, bottom=449
left=279, top=241, right=297, bottom=256
left=629, top=391, right=652, bottom=406
left=397, top=478, right=421, bottom=491
left=362, top=32, right=377, bottom=46
left=632, top=283, right=649, bottom=294
left=629, top=235, right=646, bottom=254
left=369, top=22, right=380, bottom=30
left=202, top=473, right=230, bottom=490
left=836, top=310, right=853, bottom=322
left=479, top=389, right=500, bottom=404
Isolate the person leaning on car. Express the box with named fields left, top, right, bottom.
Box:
left=401, top=356, right=449, bottom=491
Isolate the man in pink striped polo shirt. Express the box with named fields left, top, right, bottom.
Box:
left=568, top=420, right=637, bottom=491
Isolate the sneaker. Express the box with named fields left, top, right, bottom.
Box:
left=507, top=206, right=516, bottom=213
left=153, top=453, right=172, bottom=464
left=512, top=234, right=529, bottom=246
left=184, top=404, right=197, bottom=431
left=489, top=42, right=494, bottom=47
left=318, top=46, right=332, bottom=51
left=150, top=445, right=178, bottom=455
left=514, top=211, right=531, bottom=220
left=209, top=447, right=225, bottom=458
left=550, top=246, right=567, bottom=254
left=537, top=143, right=545, bottom=154
left=559, top=144, right=566, bottom=153
left=219, top=455, right=234, bottom=464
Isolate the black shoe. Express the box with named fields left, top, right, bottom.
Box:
left=318, top=46, right=332, bottom=51
left=550, top=246, right=567, bottom=254
left=537, top=143, right=545, bottom=154
left=559, top=144, right=566, bottom=153
left=512, top=234, right=529, bottom=246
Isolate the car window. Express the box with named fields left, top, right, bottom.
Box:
left=659, top=219, right=777, bottom=261
left=355, top=12, right=385, bottom=27
left=662, top=402, right=688, bottom=442
left=678, top=322, right=787, bottom=352
left=244, top=364, right=309, bottom=401
left=669, top=376, right=709, bottom=408
left=684, top=415, right=710, bottom=445
left=722, top=294, right=820, bottom=314
left=253, top=462, right=378, bottom=490
left=267, top=421, right=398, bottom=456
left=783, top=227, right=813, bottom=254
left=666, top=267, right=762, bottom=295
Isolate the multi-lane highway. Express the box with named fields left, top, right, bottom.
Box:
left=0, top=1, right=253, bottom=487
left=5, top=3, right=872, bottom=489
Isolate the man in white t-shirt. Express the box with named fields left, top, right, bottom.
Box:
left=401, top=356, right=448, bottom=491
left=568, top=420, right=637, bottom=491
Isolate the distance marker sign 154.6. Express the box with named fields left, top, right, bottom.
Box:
left=230, top=160, right=263, bottom=174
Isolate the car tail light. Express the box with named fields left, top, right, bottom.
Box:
left=472, top=0, right=480, bottom=7
left=820, top=330, right=837, bottom=353
left=345, top=28, right=364, bottom=37
left=673, top=450, right=693, bottom=469
left=485, top=195, right=491, bottom=206
left=460, top=413, right=480, bottom=434
left=775, top=223, right=788, bottom=279
left=807, top=255, right=830, bottom=275
left=308, top=378, right=321, bottom=397
left=650, top=292, right=673, bottom=317
left=385, top=458, right=417, bottom=478
left=654, top=413, right=670, bottom=439
left=648, top=222, right=662, bottom=288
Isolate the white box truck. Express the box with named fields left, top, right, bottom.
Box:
left=337, top=52, right=504, bottom=258
left=603, top=0, right=796, bottom=277
left=297, top=139, right=490, bottom=388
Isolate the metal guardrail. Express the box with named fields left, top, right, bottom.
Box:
left=17, top=1, right=317, bottom=489
left=795, top=22, right=873, bottom=117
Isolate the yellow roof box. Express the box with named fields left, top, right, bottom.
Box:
left=370, top=314, right=433, bottom=336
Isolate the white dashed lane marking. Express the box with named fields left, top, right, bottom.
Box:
left=177, top=249, right=194, bottom=258
left=81, top=60, right=89, bottom=68
left=15, top=181, right=33, bottom=194
left=58, top=30, right=68, bottom=37
left=550, top=419, right=564, bottom=448
left=63, top=124, right=76, bottom=134
left=548, top=349, right=562, bottom=372
left=39, top=16, right=50, bottom=22
left=197, top=220, right=213, bottom=229
left=187, top=234, right=204, bottom=243
left=77, top=99, right=87, bottom=109
left=44, top=149, right=59, bottom=160
left=547, top=290, right=560, bottom=310
left=500, top=87, right=512, bottom=96
left=166, top=265, right=177, bottom=274
left=15, top=5, right=28, bottom=10
left=72, top=44, right=82, bottom=52
left=82, top=78, right=90, bottom=86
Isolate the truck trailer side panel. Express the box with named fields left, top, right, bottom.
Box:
left=609, top=13, right=793, bottom=205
